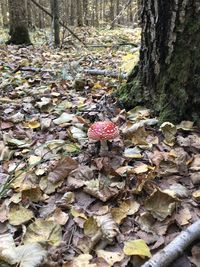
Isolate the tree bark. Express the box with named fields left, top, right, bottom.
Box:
left=142, top=219, right=200, bottom=267
left=7, top=0, right=31, bottom=44
left=110, top=0, right=115, bottom=22
left=51, top=0, right=60, bottom=46
left=83, top=0, right=89, bottom=26
left=0, top=0, right=8, bottom=28
left=76, top=0, right=83, bottom=26
left=118, top=0, right=200, bottom=124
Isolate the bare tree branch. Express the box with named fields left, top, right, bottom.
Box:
left=110, top=0, right=133, bottom=29
left=142, top=219, right=200, bottom=267
left=30, top=0, right=85, bottom=46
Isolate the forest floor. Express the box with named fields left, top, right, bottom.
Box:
left=0, top=27, right=200, bottom=267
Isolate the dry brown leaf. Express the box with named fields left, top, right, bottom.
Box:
left=144, top=188, right=178, bottom=221
left=96, top=213, right=119, bottom=242
left=175, top=208, right=192, bottom=226
left=48, top=157, right=78, bottom=183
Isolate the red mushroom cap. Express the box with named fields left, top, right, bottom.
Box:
left=87, top=121, right=119, bottom=141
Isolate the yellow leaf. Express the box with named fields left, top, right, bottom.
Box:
left=23, top=219, right=62, bottom=246
left=8, top=205, right=34, bottom=226
left=111, top=202, right=130, bottom=224
left=84, top=217, right=99, bottom=237
left=24, top=119, right=40, bottom=129
left=71, top=207, right=87, bottom=220
left=133, top=163, right=149, bottom=174
left=123, top=239, right=151, bottom=257
left=92, top=82, right=102, bottom=90
left=192, top=190, right=200, bottom=201
left=121, top=52, right=139, bottom=73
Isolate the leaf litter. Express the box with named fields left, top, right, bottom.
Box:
left=0, top=28, right=200, bottom=266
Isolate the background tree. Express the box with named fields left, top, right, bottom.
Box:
left=118, top=0, right=200, bottom=124
left=51, top=0, right=60, bottom=46
left=76, top=0, right=83, bottom=27
left=0, top=0, right=8, bottom=28
left=7, top=0, right=31, bottom=44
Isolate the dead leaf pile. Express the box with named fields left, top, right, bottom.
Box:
left=0, top=28, right=199, bottom=267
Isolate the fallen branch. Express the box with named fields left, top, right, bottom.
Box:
left=87, top=43, right=139, bottom=48
left=142, top=219, right=200, bottom=267
left=84, top=69, right=127, bottom=79
left=13, top=66, right=54, bottom=73
left=30, top=0, right=85, bottom=46
left=10, top=65, right=127, bottom=79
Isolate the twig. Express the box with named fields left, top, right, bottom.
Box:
left=13, top=66, right=54, bottom=73
left=142, top=219, right=200, bottom=267
left=87, top=43, right=138, bottom=48
left=30, top=0, right=85, bottom=46
left=14, top=66, right=128, bottom=79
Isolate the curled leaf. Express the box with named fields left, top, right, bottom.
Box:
left=96, top=213, right=119, bottom=242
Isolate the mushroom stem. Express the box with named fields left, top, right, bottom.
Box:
left=100, top=140, right=109, bottom=154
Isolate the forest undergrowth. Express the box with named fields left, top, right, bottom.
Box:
left=0, top=27, right=200, bottom=267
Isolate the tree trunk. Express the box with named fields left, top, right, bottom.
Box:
left=70, top=0, right=75, bottom=26
left=110, top=0, right=115, bottom=22
left=51, top=0, right=60, bottom=46
left=118, top=0, right=200, bottom=124
left=94, top=0, right=99, bottom=27
left=116, top=0, right=120, bottom=24
left=83, top=0, right=89, bottom=26
left=7, top=0, right=31, bottom=44
left=1, top=0, right=8, bottom=27
left=25, top=0, right=33, bottom=29
left=76, top=0, right=83, bottom=26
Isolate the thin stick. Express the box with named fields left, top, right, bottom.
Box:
left=142, top=219, right=200, bottom=267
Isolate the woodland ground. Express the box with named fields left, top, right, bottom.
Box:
left=0, top=27, right=200, bottom=267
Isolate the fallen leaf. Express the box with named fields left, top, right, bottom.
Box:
left=23, top=219, right=62, bottom=246
left=96, top=250, right=124, bottom=265
left=123, top=147, right=142, bottom=159
left=96, top=213, right=119, bottom=242
left=84, top=217, right=99, bottom=237
left=175, top=208, right=191, bottom=226
left=160, top=122, right=177, bottom=146
left=145, top=189, right=177, bottom=221
left=24, top=119, right=40, bottom=129
left=192, top=190, right=200, bottom=201
left=28, top=155, right=42, bottom=166
left=189, top=244, right=200, bottom=267
left=8, top=204, right=34, bottom=226
left=2, top=242, right=46, bottom=267
left=53, top=112, right=74, bottom=125
left=123, top=239, right=151, bottom=257
left=48, top=156, right=78, bottom=183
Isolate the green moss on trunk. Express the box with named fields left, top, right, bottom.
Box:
left=118, top=3, right=200, bottom=125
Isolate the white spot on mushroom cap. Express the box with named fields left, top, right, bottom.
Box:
left=87, top=121, right=119, bottom=140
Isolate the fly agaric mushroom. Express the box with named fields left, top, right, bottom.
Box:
left=87, top=121, right=119, bottom=154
